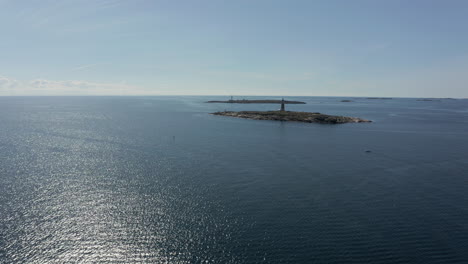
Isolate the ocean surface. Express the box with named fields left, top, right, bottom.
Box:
left=1, top=96, right=468, bottom=264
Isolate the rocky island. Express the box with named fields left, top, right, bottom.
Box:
left=212, top=111, right=371, bottom=124
left=206, top=99, right=306, bottom=104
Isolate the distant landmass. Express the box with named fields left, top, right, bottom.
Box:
left=206, top=99, right=306, bottom=104
left=212, top=111, right=371, bottom=124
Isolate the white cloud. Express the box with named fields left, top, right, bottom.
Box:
left=0, top=76, right=157, bottom=95
left=0, top=76, right=19, bottom=89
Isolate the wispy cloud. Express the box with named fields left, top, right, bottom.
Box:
left=93, top=0, right=127, bottom=10
left=12, top=0, right=132, bottom=33
left=201, top=70, right=316, bottom=82
left=368, top=42, right=391, bottom=52
left=0, top=75, right=156, bottom=95
left=71, top=63, right=100, bottom=71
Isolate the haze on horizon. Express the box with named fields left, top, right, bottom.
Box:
left=0, top=0, right=467, bottom=98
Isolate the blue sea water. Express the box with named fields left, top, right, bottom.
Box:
left=0, top=96, right=468, bottom=263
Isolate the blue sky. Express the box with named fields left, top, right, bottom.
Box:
left=0, top=0, right=467, bottom=97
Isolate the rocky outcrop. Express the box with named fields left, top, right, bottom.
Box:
left=212, top=111, right=371, bottom=124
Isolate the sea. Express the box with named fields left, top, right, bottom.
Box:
left=1, top=96, right=467, bottom=264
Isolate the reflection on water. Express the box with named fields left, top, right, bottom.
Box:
left=1, top=96, right=468, bottom=263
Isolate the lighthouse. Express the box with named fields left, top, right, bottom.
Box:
left=280, top=98, right=285, bottom=111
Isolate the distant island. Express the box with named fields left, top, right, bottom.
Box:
left=212, top=111, right=371, bottom=124
left=341, top=100, right=354, bottom=102
left=206, top=99, right=306, bottom=104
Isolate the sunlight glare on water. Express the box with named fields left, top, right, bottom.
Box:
left=1, top=96, right=468, bottom=263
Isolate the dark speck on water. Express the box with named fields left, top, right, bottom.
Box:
left=1, top=96, right=468, bottom=264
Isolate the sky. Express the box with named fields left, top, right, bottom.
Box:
left=0, top=0, right=467, bottom=97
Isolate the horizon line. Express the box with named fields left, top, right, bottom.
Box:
left=0, top=95, right=466, bottom=99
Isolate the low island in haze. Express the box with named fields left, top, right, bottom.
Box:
left=206, top=99, right=306, bottom=104
left=212, top=111, right=371, bottom=124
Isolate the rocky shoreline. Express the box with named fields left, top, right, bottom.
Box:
left=212, top=111, right=371, bottom=124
